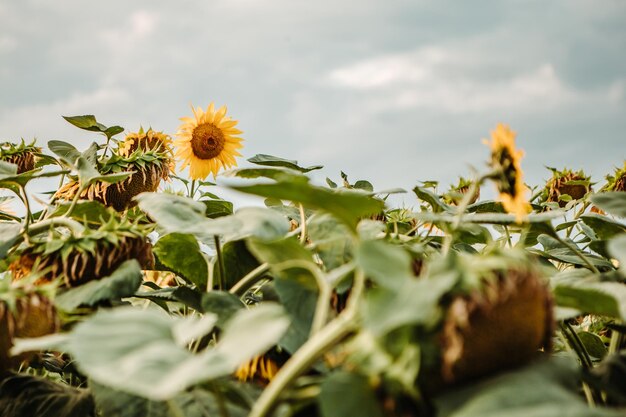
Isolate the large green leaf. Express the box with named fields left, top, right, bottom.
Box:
left=581, top=213, right=626, bottom=240
left=137, top=193, right=289, bottom=244
left=48, top=140, right=82, bottom=166
left=232, top=179, right=384, bottom=230
left=91, top=382, right=248, bottom=417
left=247, top=154, right=323, bottom=173
left=551, top=269, right=626, bottom=320
left=219, top=239, right=261, bottom=290
left=153, top=233, right=208, bottom=288
left=308, top=213, right=353, bottom=270
left=537, top=234, right=614, bottom=269
left=355, top=240, right=413, bottom=290
left=50, top=201, right=114, bottom=225
left=434, top=358, right=621, bottom=417
left=590, top=192, right=626, bottom=218
left=608, top=235, right=626, bottom=277
left=0, top=374, right=95, bottom=417
left=76, top=156, right=132, bottom=188
left=55, top=260, right=143, bottom=311
left=200, top=291, right=245, bottom=327
left=0, top=222, right=22, bottom=260
left=226, top=166, right=305, bottom=180
left=63, top=115, right=123, bottom=138
left=413, top=186, right=451, bottom=213
left=318, top=371, right=384, bottom=417
left=13, top=304, right=289, bottom=401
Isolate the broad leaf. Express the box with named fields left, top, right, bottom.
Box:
left=590, top=192, right=626, bottom=218
left=319, top=371, right=384, bottom=417
left=247, top=154, right=323, bottom=173
left=0, top=222, right=22, bottom=260
left=48, top=140, right=81, bottom=166
left=55, top=260, right=143, bottom=311
left=355, top=240, right=413, bottom=290
left=153, top=233, right=208, bottom=288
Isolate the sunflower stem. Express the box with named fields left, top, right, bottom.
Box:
left=298, top=204, right=307, bottom=244
left=26, top=217, right=85, bottom=237
left=18, top=185, right=32, bottom=234
left=214, top=235, right=226, bottom=291
left=229, top=263, right=270, bottom=295
left=190, top=179, right=197, bottom=199
left=609, top=320, right=624, bottom=355
left=248, top=275, right=363, bottom=417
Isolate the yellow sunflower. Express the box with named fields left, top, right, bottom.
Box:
left=174, top=103, right=243, bottom=180
left=484, top=124, right=530, bottom=222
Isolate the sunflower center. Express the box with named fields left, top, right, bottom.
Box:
left=191, top=123, right=225, bottom=160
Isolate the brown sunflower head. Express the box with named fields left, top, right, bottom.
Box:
left=437, top=250, right=553, bottom=385
left=0, top=140, right=41, bottom=174
left=602, top=161, right=626, bottom=193
left=54, top=142, right=172, bottom=211
left=442, top=177, right=480, bottom=206
left=10, top=218, right=154, bottom=287
left=117, top=128, right=172, bottom=158
left=542, top=167, right=592, bottom=208
left=0, top=279, right=59, bottom=374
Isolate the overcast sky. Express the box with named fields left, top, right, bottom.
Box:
left=1, top=0, right=625, bottom=205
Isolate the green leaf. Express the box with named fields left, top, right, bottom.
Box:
left=76, top=156, right=132, bottom=189
left=227, top=166, right=305, bottom=181
left=220, top=239, right=261, bottom=290
left=608, top=235, right=626, bottom=277
left=552, top=269, right=626, bottom=320
left=353, top=180, right=374, bottom=192
left=577, top=331, right=607, bottom=359
left=0, top=222, right=22, bottom=260
left=13, top=304, right=288, bottom=401
left=0, top=374, right=95, bottom=417
left=319, top=371, right=384, bottom=417
left=55, top=260, right=143, bottom=311
left=247, top=154, right=323, bottom=173
left=0, top=160, right=18, bottom=176
left=308, top=213, right=353, bottom=270
left=50, top=201, right=114, bottom=225
left=355, top=240, right=413, bottom=290
left=104, top=125, right=124, bottom=139
left=136, top=193, right=208, bottom=236
left=202, top=199, right=233, bottom=219
left=153, top=233, right=208, bottom=288
left=200, top=291, right=245, bottom=327
left=413, top=186, right=451, bottom=213
left=537, top=234, right=614, bottom=269
left=590, top=192, right=626, bottom=218
left=363, top=272, right=456, bottom=336
left=62, top=115, right=109, bottom=133
left=581, top=213, right=626, bottom=240
left=91, top=383, right=249, bottom=417
left=435, top=358, right=621, bottom=417
left=232, top=178, right=384, bottom=230
left=47, top=140, right=82, bottom=166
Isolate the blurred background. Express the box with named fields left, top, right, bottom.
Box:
left=1, top=0, right=625, bottom=205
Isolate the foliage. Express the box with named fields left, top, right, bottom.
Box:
left=0, top=114, right=624, bottom=417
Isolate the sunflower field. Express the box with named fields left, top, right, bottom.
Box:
left=1, top=106, right=626, bottom=417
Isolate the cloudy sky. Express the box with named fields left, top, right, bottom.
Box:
left=1, top=0, right=625, bottom=205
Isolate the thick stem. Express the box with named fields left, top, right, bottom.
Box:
left=299, top=204, right=307, bottom=244
left=25, top=217, right=85, bottom=237
left=247, top=269, right=365, bottom=417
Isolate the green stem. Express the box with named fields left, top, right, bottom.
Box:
left=248, top=269, right=365, bottom=417
left=190, top=179, right=197, bottom=199
left=560, top=322, right=593, bottom=369
left=214, top=235, right=226, bottom=290
left=608, top=320, right=624, bottom=355
left=229, top=263, right=270, bottom=295
left=441, top=175, right=485, bottom=255
left=273, top=260, right=332, bottom=336
left=19, top=186, right=32, bottom=233
left=26, top=217, right=85, bottom=237
left=299, top=204, right=307, bottom=244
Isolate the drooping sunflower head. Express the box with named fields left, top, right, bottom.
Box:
left=175, top=103, right=243, bottom=180
left=602, top=161, right=626, bottom=193
left=541, top=167, right=592, bottom=208
left=442, top=176, right=480, bottom=205
left=0, top=140, right=41, bottom=174
left=484, top=124, right=530, bottom=222
left=10, top=217, right=154, bottom=287
left=117, top=127, right=173, bottom=158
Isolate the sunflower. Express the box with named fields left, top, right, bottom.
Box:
left=484, top=124, right=530, bottom=222
left=174, top=103, right=243, bottom=180
left=602, top=161, right=626, bottom=192
left=0, top=140, right=41, bottom=174
left=541, top=167, right=591, bottom=208
left=117, top=127, right=173, bottom=158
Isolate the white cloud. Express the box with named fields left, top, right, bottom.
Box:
left=328, top=46, right=581, bottom=114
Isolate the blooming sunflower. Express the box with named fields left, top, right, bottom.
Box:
left=484, top=124, right=530, bottom=222
left=174, top=103, right=243, bottom=180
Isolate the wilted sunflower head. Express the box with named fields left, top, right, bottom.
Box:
left=175, top=103, right=243, bottom=180
left=484, top=124, right=530, bottom=222
left=436, top=249, right=553, bottom=384
left=117, top=127, right=173, bottom=158
left=55, top=140, right=172, bottom=211
left=442, top=176, right=480, bottom=205
left=10, top=217, right=154, bottom=287
left=0, top=276, right=59, bottom=374
left=602, top=161, right=626, bottom=193
left=0, top=140, right=41, bottom=174
left=541, top=167, right=592, bottom=208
